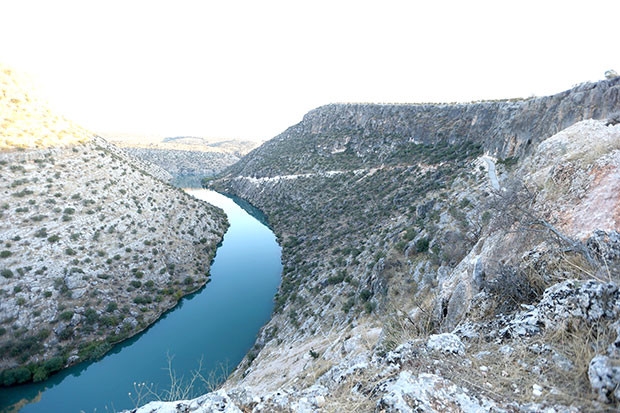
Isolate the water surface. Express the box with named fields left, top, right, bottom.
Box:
left=0, top=189, right=281, bottom=412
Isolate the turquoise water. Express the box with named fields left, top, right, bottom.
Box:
left=0, top=190, right=282, bottom=413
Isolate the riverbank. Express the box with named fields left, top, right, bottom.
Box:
left=0, top=190, right=282, bottom=413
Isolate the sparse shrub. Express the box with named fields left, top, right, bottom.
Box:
left=84, top=308, right=99, bottom=325
left=359, top=289, right=372, bottom=302
left=364, top=301, right=376, bottom=314
left=0, top=250, right=11, bottom=258
left=1, top=268, right=13, bottom=278
left=57, top=327, right=73, bottom=341
left=342, top=297, right=355, bottom=313
left=59, top=310, right=74, bottom=321
left=79, top=341, right=111, bottom=361
left=34, top=228, right=48, bottom=238
left=415, top=237, right=430, bottom=253
left=47, top=234, right=60, bottom=243
left=133, top=295, right=152, bottom=305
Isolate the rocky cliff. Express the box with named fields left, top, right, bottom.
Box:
left=0, top=68, right=228, bottom=386
left=227, top=78, right=620, bottom=181
left=167, top=79, right=620, bottom=412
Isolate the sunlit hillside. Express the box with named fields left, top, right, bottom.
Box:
left=0, top=65, right=92, bottom=150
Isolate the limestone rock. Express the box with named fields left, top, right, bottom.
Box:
left=426, top=333, right=465, bottom=356
left=129, top=389, right=242, bottom=413
left=537, top=280, right=620, bottom=327
left=588, top=355, right=620, bottom=403
left=376, top=372, right=501, bottom=413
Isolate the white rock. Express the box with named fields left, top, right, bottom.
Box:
left=376, top=372, right=501, bottom=412
left=588, top=354, right=620, bottom=403
left=426, top=333, right=465, bottom=355
left=126, top=389, right=242, bottom=413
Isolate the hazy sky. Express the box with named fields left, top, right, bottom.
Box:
left=1, top=0, right=619, bottom=140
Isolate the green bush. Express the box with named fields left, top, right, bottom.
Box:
left=1, top=367, right=32, bottom=385
left=59, top=310, right=74, bottom=321
left=84, top=308, right=99, bottom=324
left=415, top=237, right=430, bottom=253
left=0, top=250, right=11, bottom=258
left=359, top=289, right=372, bottom=302
left=78, top=341, right=111, bottom=361
left=1, top=268, right=13, bottom=278
left=133, top=295, right=152, bottom=305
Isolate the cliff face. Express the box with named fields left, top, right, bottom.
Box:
left=0, top=69, right=228, bottom=386
left=195, top=79, right=620, bottom=411
left=227, top=77, right=620, bottom=179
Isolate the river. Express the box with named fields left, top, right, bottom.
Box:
left=0, top=189, right=282, bottom=413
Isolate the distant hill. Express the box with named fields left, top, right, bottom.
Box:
left=107, top=135, right=260, bottom=187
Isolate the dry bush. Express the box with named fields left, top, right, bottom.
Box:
left=484, top=263, right=546, bottom=314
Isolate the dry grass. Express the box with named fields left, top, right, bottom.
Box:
left=378, top=291, right=437, bottom=356
left=322, top=366, right=382, bottom=413
left=444, top=318, right=616, bottom=410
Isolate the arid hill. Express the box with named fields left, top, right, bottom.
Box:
left=0, top=67, right=228, bottom=386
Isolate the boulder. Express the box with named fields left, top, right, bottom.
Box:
left=426, top=333, right=465, bottom=356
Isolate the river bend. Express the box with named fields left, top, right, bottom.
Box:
left=0, top=189, right=282, bottom=413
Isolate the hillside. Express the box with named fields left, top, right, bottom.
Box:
left=0, top=68, right=228, bottom=386
left=0, top=65, right=91, bottom=150
left=168, top=79, right=620, bottom=412
left=107, top=136, right=260, bottom=187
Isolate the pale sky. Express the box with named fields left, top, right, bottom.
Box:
left=1, top=0, right=619, bottom=140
